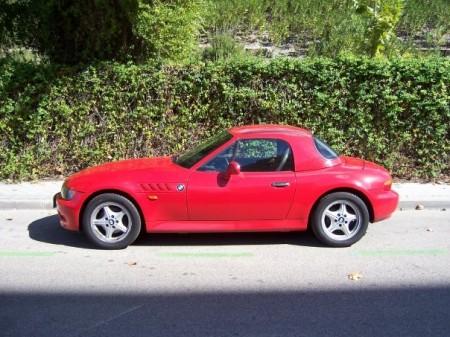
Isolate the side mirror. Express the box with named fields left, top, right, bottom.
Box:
left=225, top=161, right=241, bottom=177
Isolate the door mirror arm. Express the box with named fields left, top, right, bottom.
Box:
left=223, top=161, right=241, bottom=179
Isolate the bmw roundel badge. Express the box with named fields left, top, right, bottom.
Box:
left=176, top=184, right=185, bottom=192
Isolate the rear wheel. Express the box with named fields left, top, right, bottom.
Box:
left=311, top=192, right=369, bottom=247
left=82, top=193, right=141, bottom=249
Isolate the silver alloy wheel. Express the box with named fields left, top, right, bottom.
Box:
left=320, top=200, right=361, bottom=241
left=90, top=202, right=131, bottom=243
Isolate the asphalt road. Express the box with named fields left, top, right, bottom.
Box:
left=0, top=209, right=449, bottom=337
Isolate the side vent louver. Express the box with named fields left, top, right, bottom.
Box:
left=140, top=183, right=172, bottom=191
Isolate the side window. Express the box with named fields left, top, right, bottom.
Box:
left=198, top=143, right=236, bottom=172
left=235, top=139, right=293, bottom=172
left=199, top=138, right=294, bottom=172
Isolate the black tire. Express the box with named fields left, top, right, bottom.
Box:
left=82, top=193, right=142, bottom=249
left=311, top=192, right=369, bottom=247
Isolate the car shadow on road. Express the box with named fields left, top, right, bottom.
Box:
left=28, top=215, right=94, bottom=249
left=28, top=215, right=325, bottom=249
left=134, top=231, right=324, bottom=248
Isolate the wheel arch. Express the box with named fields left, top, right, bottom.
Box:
left=307, top=187, right=374, bottom=228
left=79, top=189, right=145, bottom=232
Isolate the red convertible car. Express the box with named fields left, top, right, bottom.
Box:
left=55, top=124, right=398, bottom=249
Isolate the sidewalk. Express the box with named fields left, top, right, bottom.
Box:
left=0, top=180, right=62, bottom=210
left=393, top=183, right=450, bottom=210
left=0, top=180, right=448, bottom=210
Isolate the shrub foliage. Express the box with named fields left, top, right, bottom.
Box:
left=0, top=57, right=448, bottom=180
left=0, top=0, right=203, bottom=64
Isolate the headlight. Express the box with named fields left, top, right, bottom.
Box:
left=61, top=183, right=75, bottom=200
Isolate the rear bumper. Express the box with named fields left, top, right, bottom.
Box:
left=54, top=192, right=82, bottom=231
left=370, top=189, right=399, bottom=222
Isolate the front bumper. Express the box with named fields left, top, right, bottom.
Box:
left=54, top=192, right=83, bottom=231
left=370, top=189, right=399, bottom=222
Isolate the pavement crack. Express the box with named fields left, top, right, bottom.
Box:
left=71, top=304, right=144, bottom=337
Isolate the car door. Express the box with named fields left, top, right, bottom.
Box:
left=187, top=138, right=296, bottom=221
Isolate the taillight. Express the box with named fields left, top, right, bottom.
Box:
left=384, top=178, right=392, bottom=191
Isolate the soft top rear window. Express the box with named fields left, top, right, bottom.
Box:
left=314, top=137, right=338, bottom=159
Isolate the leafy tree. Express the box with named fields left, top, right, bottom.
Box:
left=354, top=0, right=405, bottom=57
left=133, top=0, right=204, bottom=63
left=0, top=0, right=203, bottom=64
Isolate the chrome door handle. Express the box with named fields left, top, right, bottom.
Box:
left=271, top=181, right=290, bottom=188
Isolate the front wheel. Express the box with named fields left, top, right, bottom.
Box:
left=82, top=193, right=142, bottom=249
left=311, top=192, right=369, bottom=247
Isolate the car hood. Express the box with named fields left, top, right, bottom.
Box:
left=71, top=157, right=177, bottom=176
left=66, top=156, right=188, bottom=191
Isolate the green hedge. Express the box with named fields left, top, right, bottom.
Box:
left=0, top=57, right=449, bottom=180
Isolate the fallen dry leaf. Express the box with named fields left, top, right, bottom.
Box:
left=347, top=272, right=363, bottom=281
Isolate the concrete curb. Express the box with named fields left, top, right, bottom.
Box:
left=0, top=199, right=448, bottom=211
left=398, top=201, right=448, bottom=210
left=0, top=200, right=55, bottom=210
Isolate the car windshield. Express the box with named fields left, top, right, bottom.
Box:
left=174, top=131, right=233, bottom=168
left=314, top=137, right=339, bottom=159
